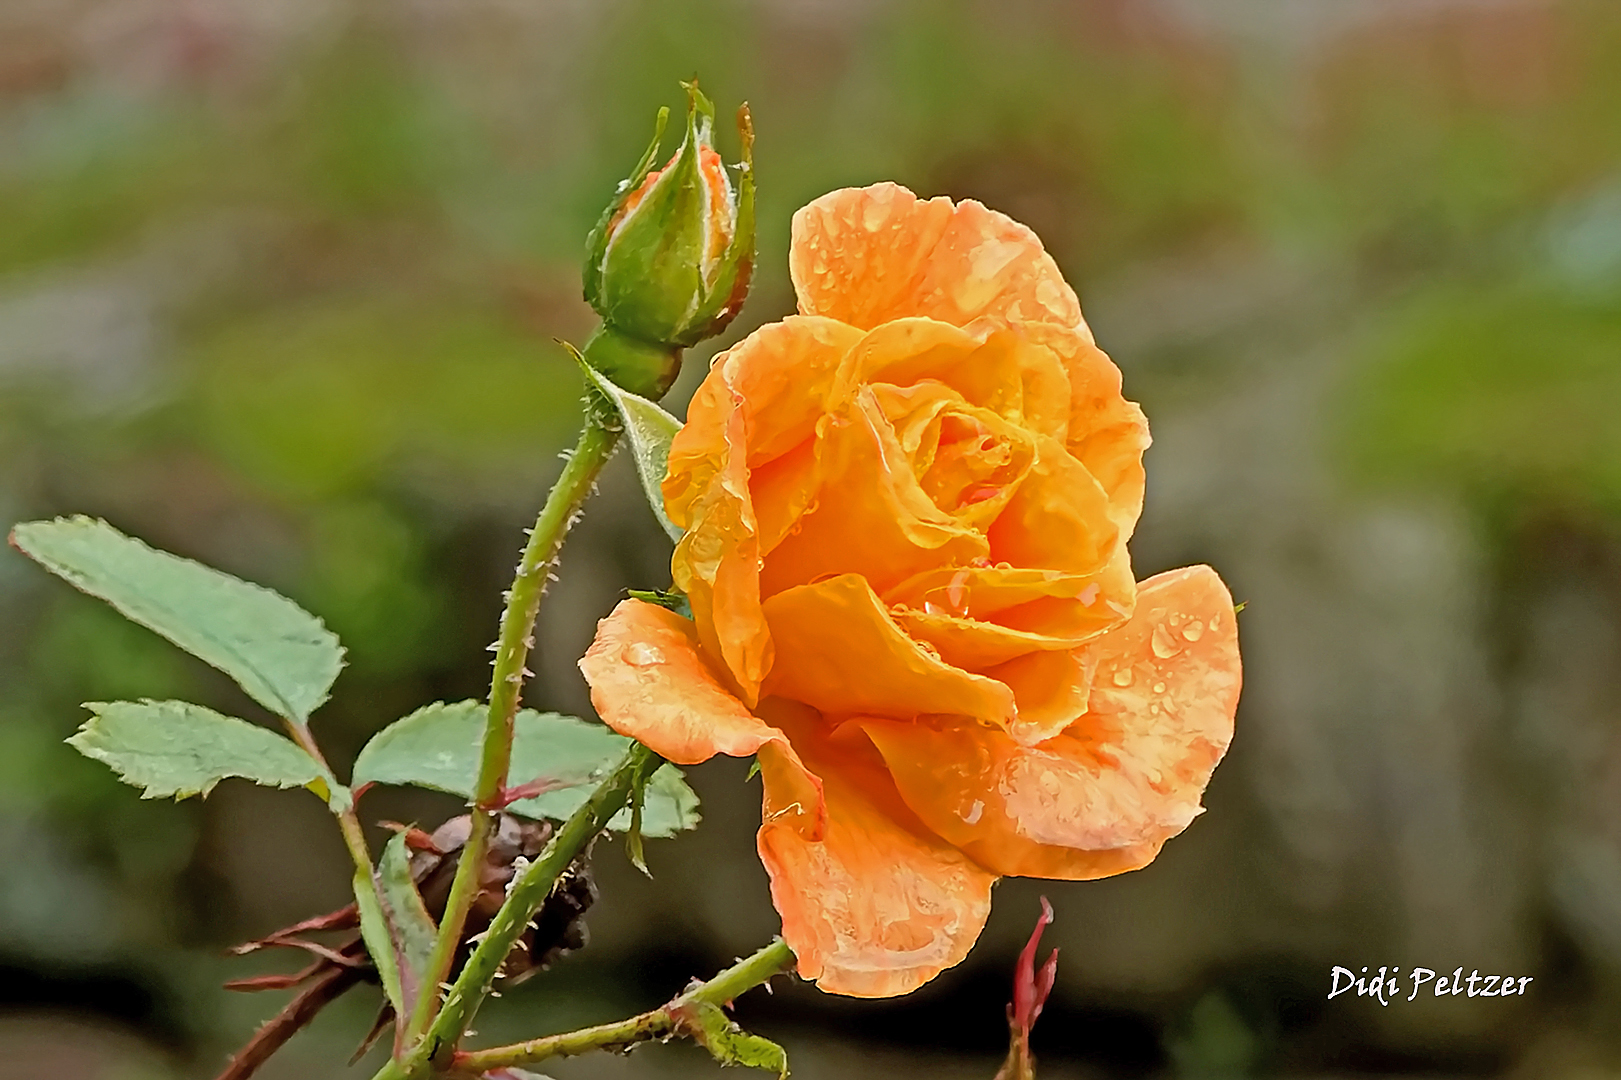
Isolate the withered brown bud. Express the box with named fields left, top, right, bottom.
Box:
left=216, top=812, right=596, bottom=1080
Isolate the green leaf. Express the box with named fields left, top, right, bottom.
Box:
left=673, top=999, right=789, bottom=1078
left=353, top=866, right=405, bottom=1018
left=375, top=830, right=437, bottom=1011
left=352, top=701, right=700, bottom=837
left=627, top=587, right=692, bottom=620
left=66, top=699, right=323, bottom=800
left=10, top=517, right=345, bottom=723
left=578, top=359, right=683, bottom=541
left=625, top=771, right=650, bottom=877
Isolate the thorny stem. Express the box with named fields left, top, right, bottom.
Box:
left=407, top=411, right=621, bottom=1042
left=372, top=744, right=660, bottom=1080
left=450, top=938, right=796, bottom=1074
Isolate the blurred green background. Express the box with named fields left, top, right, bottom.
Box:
left=4, top=1, right=1621, bottom=1077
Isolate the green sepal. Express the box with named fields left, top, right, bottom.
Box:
left=583, top=105, right=671, bottom=314
left=673, top=101, right=755, bottom=347
left=627, top=587, right=692, bottom=620
left=576, top=346, right=684, bottom=539
left=593, top=85, right=710, bottom=342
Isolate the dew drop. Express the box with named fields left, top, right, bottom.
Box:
left=1151, top=623, right=1181, bottom=659
left=1181, top=621, right=1205, bottom=642
left=1153, top=682, right=1166, bottom=694
left=622, top=642, right=665, bottom=667
left=1111, top=668, right=1134, bottom=687
left=961, top=799, right=984, bottom=825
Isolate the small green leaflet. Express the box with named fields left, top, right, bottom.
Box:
left=352, top=701, right=700, bottom=836
left=577, top=355, right=684, bottom=542
left=67, top=700, right=324, bottom=800
left=10, top=518, right=345, bottom=724
left=374, top=831, right=438, bottom=1014
left=673, top=999, right=789, bottom=1078
left=353, top=865, right=405, bottom=1019
left=627, top=587, right=692, bottom=620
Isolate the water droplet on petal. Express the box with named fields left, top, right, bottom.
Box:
left=1151, top=623, right=1181, bottom=658
left=1181, top=620, right=1205, bottom=642
left=961, top=799, right=984, bottom=825
left=1153, top=682, right=1166, bottom=694
left=622, top=642, right=665, bottom=667
left=1111, top=668, right=1133, bottom=687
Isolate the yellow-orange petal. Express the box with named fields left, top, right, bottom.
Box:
left=580, top=599, right=784, bottom=765
left=671, top=400, right=772, bottom=704
left=755, top=700, right=995, bottom=997
left=759, top=389, right=988, bottom=599
left=665, top=316, right=863, bottom=530
left=1022, top=324, right=1150, bottom=538
left=761, top=573, right=1016, bottom=724
left=860, top=565, right=1240, bottom=879
left=988, top=433, right=1136, bottom=609
left=985, top=645, right=1097, bottom=746
left=791, top=183, right=1087, bottom=335
left=831, top=319, right=1024, bottom=423
left=889, top=607, right=1078, bottom=671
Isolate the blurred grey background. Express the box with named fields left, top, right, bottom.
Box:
left=3, top=1, right=1620, bottom=1077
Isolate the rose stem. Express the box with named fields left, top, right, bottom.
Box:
left=372, top=743, right=660, bottom=1080
left=406, top=406, right=621, bottom=1043
left=451, top=938, right=795, bottom=1074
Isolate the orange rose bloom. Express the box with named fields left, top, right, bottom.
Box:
left=580, top=183, right=1241, bottom=997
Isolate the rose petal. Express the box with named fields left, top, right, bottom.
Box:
left=666, top=316, right=865, bottom=529
left=988, top=434, right=1137, bottom=620
left=860, top=565, right=1240, bottom=879
left=986, top=646, right=1097, bottom=745
left=671, top=400, right=772, bottom=703
left=756, top=700, right=995, bottom=997
left=760, top=389, right=988, bottom=599
left=761, top=573, right=1016, bottom=725
left=791, top=183, right=1087, bottom=335
left=889, top=608, right=1078, bottom=670
left=882, top=565, right=1129, bottom=663
left=1023, top=324, right=1149, bottom=538
left=580, top=599, right=792, bottom=766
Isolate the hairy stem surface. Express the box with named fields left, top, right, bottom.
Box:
left=408, top=414, right=621, bottom=1040
left=453, top=939, right=795, bottom=1074
left=372, top=744, right=658, bottom=1080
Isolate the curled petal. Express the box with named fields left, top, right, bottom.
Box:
left=760, top=389, right=987, bottom=598
left=1023, top=324, right=1150, bottom=539
left=989, top=434, right=1136, bottom=618
left=762, top=573, right=1016, bottom=725
left=579, top=600, right=811, bottom=788
left=671, top=401, right=771, bottom=702
left=756, top=701, right=995, bottom=997
left=860, top=565, right=1240, bottom=879
left=986, top=646, right=1098, bottom=746
left=890, top=607, right=1080, bottom=671
left=791, top=183, right=1087, bottom=334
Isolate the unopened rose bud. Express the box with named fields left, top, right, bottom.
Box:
left=581, top=82, right=755, bottom=398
